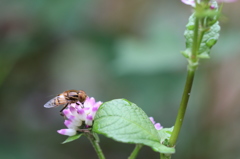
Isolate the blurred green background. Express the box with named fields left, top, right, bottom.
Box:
left=1, top=0, right=240, bottom=159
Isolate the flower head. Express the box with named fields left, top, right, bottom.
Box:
left=57, top=97, right=102, bottom=136
left=182, top=0, right=236, bottom=7
left=149, top=117, right=163, bottom=130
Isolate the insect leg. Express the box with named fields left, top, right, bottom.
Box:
left=60, top=104, right=68, bottom=116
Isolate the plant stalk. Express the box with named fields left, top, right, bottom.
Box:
left=168, top=16, right=200, bottom=148
left=168, top=70, right=195, bottom=147
left=160, top=153, right=171, bottom=159
left=87, top=133, right=105, bottom=159
left=191, top=17, right=199, bottom=63
left=128, top=144, right=143, bottom=159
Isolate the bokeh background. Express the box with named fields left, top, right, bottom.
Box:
left=1, top=0, right=240, bottom=159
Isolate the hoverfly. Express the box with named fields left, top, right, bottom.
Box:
left=44, top=90, right=87, bottom=112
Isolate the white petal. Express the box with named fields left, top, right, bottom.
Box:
left=57, top=129, right=76, bottom=136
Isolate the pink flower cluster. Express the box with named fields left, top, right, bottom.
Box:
left=182, top=0, right=236, bottom=7
left=149, top=117, right=163, bottom=130
left=57, top=97, right=102, bottom=136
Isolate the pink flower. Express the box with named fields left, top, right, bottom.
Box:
left=182, top=0, right=236, bottom=7
left=216, top=0, right=236, bottom=2
left=149, top=117, right=163, bottom=130
left=181, top=0, right=196, bottom=7
left=57, top=97, right=102, bottom=136
left=57, top=129, right=76, bottom=136
left=154, top=123, right=163, bottom=130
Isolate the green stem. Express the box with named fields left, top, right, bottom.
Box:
left=168, top=69, right=195, bottom=147
left=168, top=15, right=200, bottom=147
left=160, top=153, right=171, bottom=159
left=128, top=144, right=143, bottom=159
left=191, top=17, right=199, bottom=62
left=87, top=133, right=105, bottom=159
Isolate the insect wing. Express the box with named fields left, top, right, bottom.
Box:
left=44, top=97, right=58, bottom=108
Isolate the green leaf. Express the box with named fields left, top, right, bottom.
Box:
left=92, top=99, right=175, bottom=154
left=62, top=133, right=83, bottom=144
left=198, top=22, right=220, bottom=57
left=157, top=127, right=174, bottom=143
left=182, top=4, right=220, bottom=60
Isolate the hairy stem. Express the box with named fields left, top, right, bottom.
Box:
left=87, top=133, right=105, bottom=159
left=168, top=70, right=195, bottom=146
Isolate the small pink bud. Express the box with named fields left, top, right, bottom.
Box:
left=149, top=117, right=155, bottom=124
left=57, top=129, right=76, bottom=136
left=154, top=123, right=163, bottom=130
